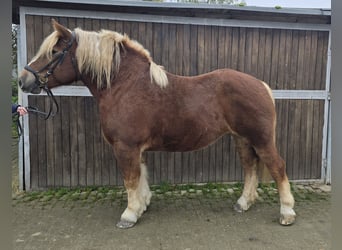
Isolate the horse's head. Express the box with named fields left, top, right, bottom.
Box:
left=19, top=19, right=79, bottom=94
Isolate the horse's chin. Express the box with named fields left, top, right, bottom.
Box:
left=30, top=86, right=42, bottom=94
left=26, top=87, right=42, bottom=95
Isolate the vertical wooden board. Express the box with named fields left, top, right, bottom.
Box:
left=209, top=144, right=217, bottom=182
left=307, top=31, right=318, bottom=90
left=161, top=22, right=170, bottom=70
left=270, top=29, right=280, bottom=89
left=53, top=97, right=63, bottom=187
left=194, top=149, right=203, bottom=183
left=160, top=152, right=169, bottom=183
left=256, top=28, right=266, bottom=80
left=276, top=100, right=289, bottom=173
left=202, top=146, right=210, bottom=183
left=84, top=17, right=92, bottom=31
left=289, top=30, right=299, bottom=90
left=107, top=19, right=116, bottom=32
left=311, top=101, right=324, bottom=178
left=182, top=24, right=191, bottom=76
left=296, top=31, right=305, bottom=90
left=262, top=29, right=273, bottom=84
left=175, top=24, right=184, bottom=75
left=137, top=22, right=146, bottom=48
left=302, top=30, right=312, bottom=90
left=84, top=97, right=95, bottom=186
left=130, top=21, right=139, bottom=41
left=293, top=100, right=304, bottom=179
left=319, top=31, right=329, bottom=90
left=145, top=152, right=154, bottom=184
left=67, top=17, right=77, bottom=30
left=174, top=152, right=182, bottom=184
left=25, top=15, right=35, bottom=61
left=42, top=16, right=53, bottom=37
left=284, top=100, right=294, bottom=178
left=102, top=18, right=109, bottom=30
left=77, top=96, right=86, bottom=186
left=153, top=23, right=162, bottom=65
left=61, top=97, right=71, bottom=187
left=203, top=25, right=212, bottom=72
left=33, top=15, right=43, bottom=51
left=250, top=28, right=259, bottom=78
left=188, top=151, right=196, bottom=183
left=189, top=24, right=198, bottom=76
left=237, top=27, right=246, bottom=73
left=278, top=99, right=289, bottom=165
left=221, top=135, right=231, bottom=182
left=153, top=152, right=161, bottom=184
left=304, top=100, right=314, bottom=178
left=230, top=138, right=241, bottom=181
left=215, top=137, right=223, bottom=182
left=283, top=30, right=293, bottom=89
left=168, top=24, right=177, bottom=73
left=181, top=152, right=190, bottom=183
left=230, top=27, right=239, bottom=71
left=75, top=17, right=85, bottom=31
left=222, top=27, right=232, bottom=69
left=197, top=25, right=205, bottom=74
left=28, top=96, right=38, bottom=189
left=314, top=31, right=327, bottom=90
left=124, top=21, right=132, bottom=37
left=210, top=26, right=218, bottom=71
left=92, top=18, right=101, bottom=32
left=115, top=20, right=124, bottom=34
left=69, top=96, right=79, bottom=187
left=298, top=100, right=308, bottom=179
left=100, top=133, right=109, bottom=186
left=167, top=152, right=175, bottom=184
left=93, top=104, right=102, bottom=186
left=45, top=95, right=55, bottom=187
left=276, top=29, right=287, bottom=89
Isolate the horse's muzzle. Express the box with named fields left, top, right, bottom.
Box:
left=18, top=77, right=42, bottom=94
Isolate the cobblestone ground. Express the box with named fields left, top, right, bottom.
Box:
left=12, top=183, right=331, bottom=250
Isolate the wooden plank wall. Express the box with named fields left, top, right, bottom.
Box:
left=25, top=15, right=328, bottom=189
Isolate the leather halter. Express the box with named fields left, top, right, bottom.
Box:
left=23, top=31, right=78, bottom=119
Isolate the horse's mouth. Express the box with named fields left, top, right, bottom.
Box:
left=20, top=84, right=42, bottom=94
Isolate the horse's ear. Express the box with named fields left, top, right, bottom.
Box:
left=51, top=18, right=71, bottom=40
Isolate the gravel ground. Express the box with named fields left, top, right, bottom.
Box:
left=12, top=138, right=331, bottom=250
left=12, top=184, right=331, bottom=250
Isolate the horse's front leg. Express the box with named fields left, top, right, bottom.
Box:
left=113, top=143, right=152, bottom=229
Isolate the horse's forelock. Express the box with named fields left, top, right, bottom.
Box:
left=30, top=31, right=59, bottom=63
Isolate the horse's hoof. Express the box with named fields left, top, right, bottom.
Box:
left=116, top=220, right=136, bottom=229
left=279, top=214, right=296, bottom=226
left=233, top=203, right=244, bottom=213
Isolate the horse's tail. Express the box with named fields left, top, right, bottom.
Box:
left=258, top=80, right=275, bottom=183
left=261, top=81, right=275, bottom=105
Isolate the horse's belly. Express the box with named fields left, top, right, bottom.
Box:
left=150, top=127, right=226, bottom=152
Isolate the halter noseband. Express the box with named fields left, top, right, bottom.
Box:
left=23, top=31, right=78, bottom=119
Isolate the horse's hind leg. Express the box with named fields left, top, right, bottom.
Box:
left=113, top=143, right=152, bottom=229
left=233, top=136, right=259, bottom=212
left=255, top=144, right=296, bottom=225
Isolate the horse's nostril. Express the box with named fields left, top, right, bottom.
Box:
left=18, top=79, right=23, bottom=88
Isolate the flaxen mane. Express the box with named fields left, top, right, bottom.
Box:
left=75, top=28, right=168, bottom=89
left=31, top=28, right=169, bottom=89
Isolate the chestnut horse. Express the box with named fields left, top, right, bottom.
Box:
left=19, top=20, right=296, bottom=229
